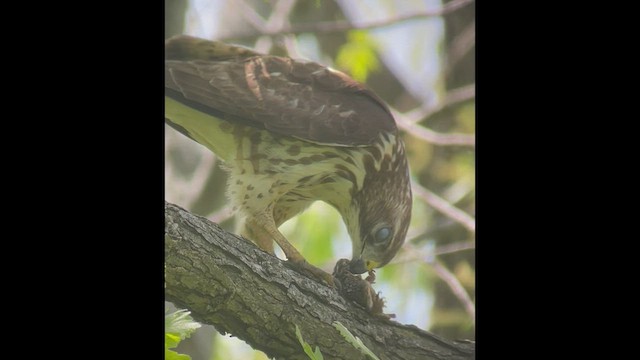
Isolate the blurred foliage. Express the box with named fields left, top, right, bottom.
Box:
left=165, top=308, right=201, bottom=360
left=335, top=30, right=380, bottom=82
left=281, top=201, right=342, bottom=267
left=165, top=0, right=475, bottom=358
left=165, top=0, right=187, bottom=38
left=211, top=335, right=270, bottom=360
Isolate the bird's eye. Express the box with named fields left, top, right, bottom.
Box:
left=373, top=227, right=392, bottom=246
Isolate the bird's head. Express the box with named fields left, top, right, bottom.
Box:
left=345, top=138, right=412, bottom=274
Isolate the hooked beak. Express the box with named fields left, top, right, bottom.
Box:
left=348, top=258, right=380, bottom=274
left=350, top=239, right=381, bottom=274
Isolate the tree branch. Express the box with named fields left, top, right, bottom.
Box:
left=412, top=183, right=476, bottom=233
left=219, top=0, right=475, bottom=40
left=400, top=84, right=476, bottom=125
left=394, top=110, right=476, bottom=147
left=165, top=201, right=475, bottom=360
left=445, top=19, right=476, bottom=79
left=425, top=259, right=476, bottom=324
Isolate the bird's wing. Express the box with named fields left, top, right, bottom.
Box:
left=165, top=36, right=397, bottom=146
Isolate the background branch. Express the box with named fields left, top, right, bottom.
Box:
left=412, top=183, right=476, bottom=233
left=219, top=0, right=474, bottom=40
left=401, top=84, right=476, bottom=125
left=165, top=201, right=475, bottom=360
left=394, top=109, right=476, bottom=147
left=445, top=19, right=476, bottom=79
left=425, top=259, right=476, bottom=323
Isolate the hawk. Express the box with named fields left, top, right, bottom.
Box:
left=165, top=35, right=412, bottom=285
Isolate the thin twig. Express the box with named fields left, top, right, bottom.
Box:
left=444, top=84, right=476, bottom=109
left=393, top=108, right=475, bottom=147
left=267, top=0, right=300, bottom=57
left=388, top=243, right=475, bottom=323
left=390, top=240, right=475, bottom=266
left=266, top=0, right=297, bottom=32
left=425, top=259, right=475, bottom=323
left=220, top=0, right=474, bottom=40
left=237, top=0, right=268, bottom=32
left=434, top=241, right=475, bottom=256
left=405, top=84, right=476, bottom=124
left=445, top=19, right=476, bottom=78
left=412, top=182, right=475, bottom=233
left=209, top=205, right=236, bottom=224
left=396, top=83, right=475, bottom=146
left=239, top=0, right=299, bottom=54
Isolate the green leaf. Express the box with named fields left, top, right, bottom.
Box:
left=314, top=346, right=324, bottom=360
left=165, top=308, right=201, bottom=360
left=295, top=324, right=324, bottom=360
left=165, top=333, right=181, bottom=349
left=166, top=348, right=191, bottom=360
left=333, top=322, right=380, bottom=360
left=165, top=309, right=201, bottom=339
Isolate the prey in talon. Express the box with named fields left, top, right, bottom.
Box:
left=333, top=259, right=395, bottom=319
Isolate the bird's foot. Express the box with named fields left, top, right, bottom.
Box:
left=287, top=257, right=335, bottom=287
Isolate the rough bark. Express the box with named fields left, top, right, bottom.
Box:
left=165, top=201, right=475, bottom=360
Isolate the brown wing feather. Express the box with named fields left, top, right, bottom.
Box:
left=165, top=36, right=397, bottom=146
